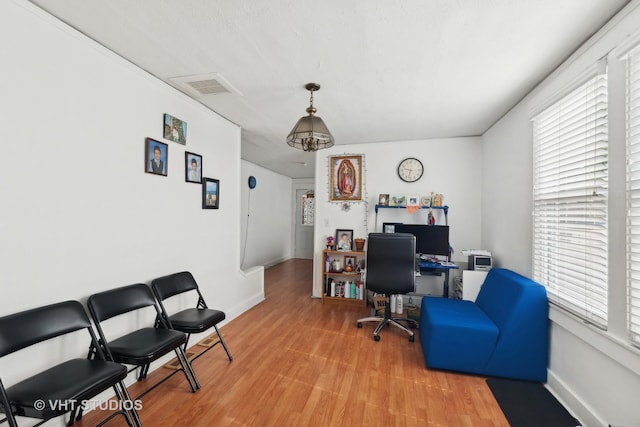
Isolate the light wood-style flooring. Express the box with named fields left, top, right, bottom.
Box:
left=77, top=259, right=508, bottom=426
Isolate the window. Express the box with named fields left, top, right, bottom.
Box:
left=626, top=45, right=640, bottom=348
left=532, top=65, right=609, bottom=329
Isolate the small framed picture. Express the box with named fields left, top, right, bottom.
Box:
left=407, top=196, right=419, bottom=207
left=185, top=152, right=202, bottom=183
left=378, top=194, right=389, bottom=206
left=390, top=196, right=406, bottom=207
left=335, top=229, right=354, bottom=251
left=383, top=222, right=402, bottom=233
left=344, top=255, right=357, bottom=271
left=145, top=138, right=168, bottom=176
left=202, top=178, right=219, bottom=209
left=163, top=113, right=187, bottom=144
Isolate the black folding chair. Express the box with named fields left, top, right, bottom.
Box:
left=0, top=300, right=141, bottom=427
left=87, top=284, right=200, bottom=401
left=151, top=271, right=232, bottom=363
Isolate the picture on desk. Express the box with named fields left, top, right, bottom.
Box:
left=383, top=222, right=402, bottom=233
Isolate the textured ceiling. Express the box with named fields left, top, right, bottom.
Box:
left=30, top=0, right=631, bottom=178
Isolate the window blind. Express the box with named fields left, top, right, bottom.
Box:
left=532, top=70, right=609, bottom=329
left=626, top=46, right=640, bottom=348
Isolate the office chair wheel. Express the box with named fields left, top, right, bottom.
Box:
left=374, top=335, right=380, bottom=342
left=409, top=335, right=415, bottom=342
left=357, top=322, right=363, bottom=328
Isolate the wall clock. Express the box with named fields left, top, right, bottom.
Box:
left=397, top=158, right=424, bottom=183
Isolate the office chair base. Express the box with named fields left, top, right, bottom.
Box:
left=357, top=316, right=416, bottom=342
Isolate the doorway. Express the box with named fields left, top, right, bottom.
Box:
left=294, top=189, right=314, bottom=259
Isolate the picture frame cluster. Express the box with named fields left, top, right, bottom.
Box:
left=144, top=114, right=220, bottom=209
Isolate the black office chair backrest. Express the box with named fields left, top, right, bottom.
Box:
left=365, top=232, right=416, bottom=295
left=87, top=283, right=157, bottom=323
left=0, top=301, right=90, bottom=357
left=151, top=271, right=199, bottom=302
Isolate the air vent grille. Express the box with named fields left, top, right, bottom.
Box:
left=186, top=79, right=230, bottom=95
left=169, top=73, right=242, bottom=98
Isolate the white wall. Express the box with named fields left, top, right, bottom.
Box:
left=240, top=160, right=293, bottom=268
left=482, top=2, right=640, bottom=426
left=0, top=1, right=263, bottom=421
left=312, top=138, right=483, bottom=298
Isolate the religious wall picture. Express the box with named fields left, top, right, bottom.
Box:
left=185, top=151, right=202, bottom=183
left=329, top=155, right=362, bottom=201
left=202, top=178, right=219, bottom=209
left=163, top=113, right=187, bottom=144
left=145, top=138, right=168, bottom=176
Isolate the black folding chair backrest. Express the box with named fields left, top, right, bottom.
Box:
left=87, top=283, right=159, bottom=324
left=151, top=271, right=199, bottom=302
left=0, top=301, right=90, bottom=358
left=0, top=301, right=140, bottom=427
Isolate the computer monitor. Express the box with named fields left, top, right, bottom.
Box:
left=394, top=224, right=450, bottom=256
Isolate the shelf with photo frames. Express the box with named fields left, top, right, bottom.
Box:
left=322, top=249, right=367, bottom=306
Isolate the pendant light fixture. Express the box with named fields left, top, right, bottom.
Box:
left=286, top=83, right=335, bottom=152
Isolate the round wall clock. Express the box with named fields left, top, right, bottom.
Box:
left=248, top=175, right=257, bottom=189
left=397, top=158, right=424, bottom=183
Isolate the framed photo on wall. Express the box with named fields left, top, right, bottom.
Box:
left=185, top=151, right=202, bottom=183
left=163, top=113, right=187, bottom=145
left=335, top=229, right=354, bottom=251
left=202, top=178, right=220, bottom=209
left=330, top=155, right=362, bottom=201
left=145, top=138, right=168, bottom=176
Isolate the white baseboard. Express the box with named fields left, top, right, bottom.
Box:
left=547, top=370, right=605, bottom=427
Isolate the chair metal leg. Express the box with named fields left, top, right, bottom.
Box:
left=214, top=325, right=233, bottom=361
left=175, top=348, right=201, bottom=391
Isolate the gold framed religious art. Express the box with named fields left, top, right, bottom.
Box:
left=329, top=155, right=362, bottom=201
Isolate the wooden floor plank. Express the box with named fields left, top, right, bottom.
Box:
left=75, top=259, right=508, bottom=426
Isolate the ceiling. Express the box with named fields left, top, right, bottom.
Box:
left=30, top=0, right=631, bottom=178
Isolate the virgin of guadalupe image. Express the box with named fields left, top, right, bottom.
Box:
left=337, top=159, right=356, bottom=197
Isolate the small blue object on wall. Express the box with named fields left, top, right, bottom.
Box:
left=248, top=175, right=257, bottom=189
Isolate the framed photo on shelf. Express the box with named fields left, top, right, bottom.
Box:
left=185, top=151, right=202, bottom=183
left=378, top=193, right=389, bottom=206
left=163, top=113, right=187, bottom=144
left=335, top=229, right=354, bottom=251
left=344, top=255, right=357, bottom=271
left=407, top=196, right=419, bottom=207
left=390, top=195, right=406, bottom=207
left=202, top=178, right=219, bottom=209
left=145, top=138, right=168, bottom=176
left=329, top=155, right=362, bottom=201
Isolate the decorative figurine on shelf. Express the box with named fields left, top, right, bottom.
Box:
left=433, top=193, right=443, bottom=207
left=326, top=236, right=334, bottom=249
left=427, top=209, right=436, bottom=225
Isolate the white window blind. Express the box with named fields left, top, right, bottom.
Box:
left=626, top=46, right=640, bottom=348
left=532, top=69, right=609, bottom=329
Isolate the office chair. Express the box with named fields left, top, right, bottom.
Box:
left=0, top=300, right=141, bottom=427
left=151, top=271, right=232, bottom=364
left=87, top=284, right=200, bottom=401
left=357, top=232, right=417, bottom=342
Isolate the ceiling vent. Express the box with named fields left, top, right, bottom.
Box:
left=169, top=72, right=242, bottom=98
